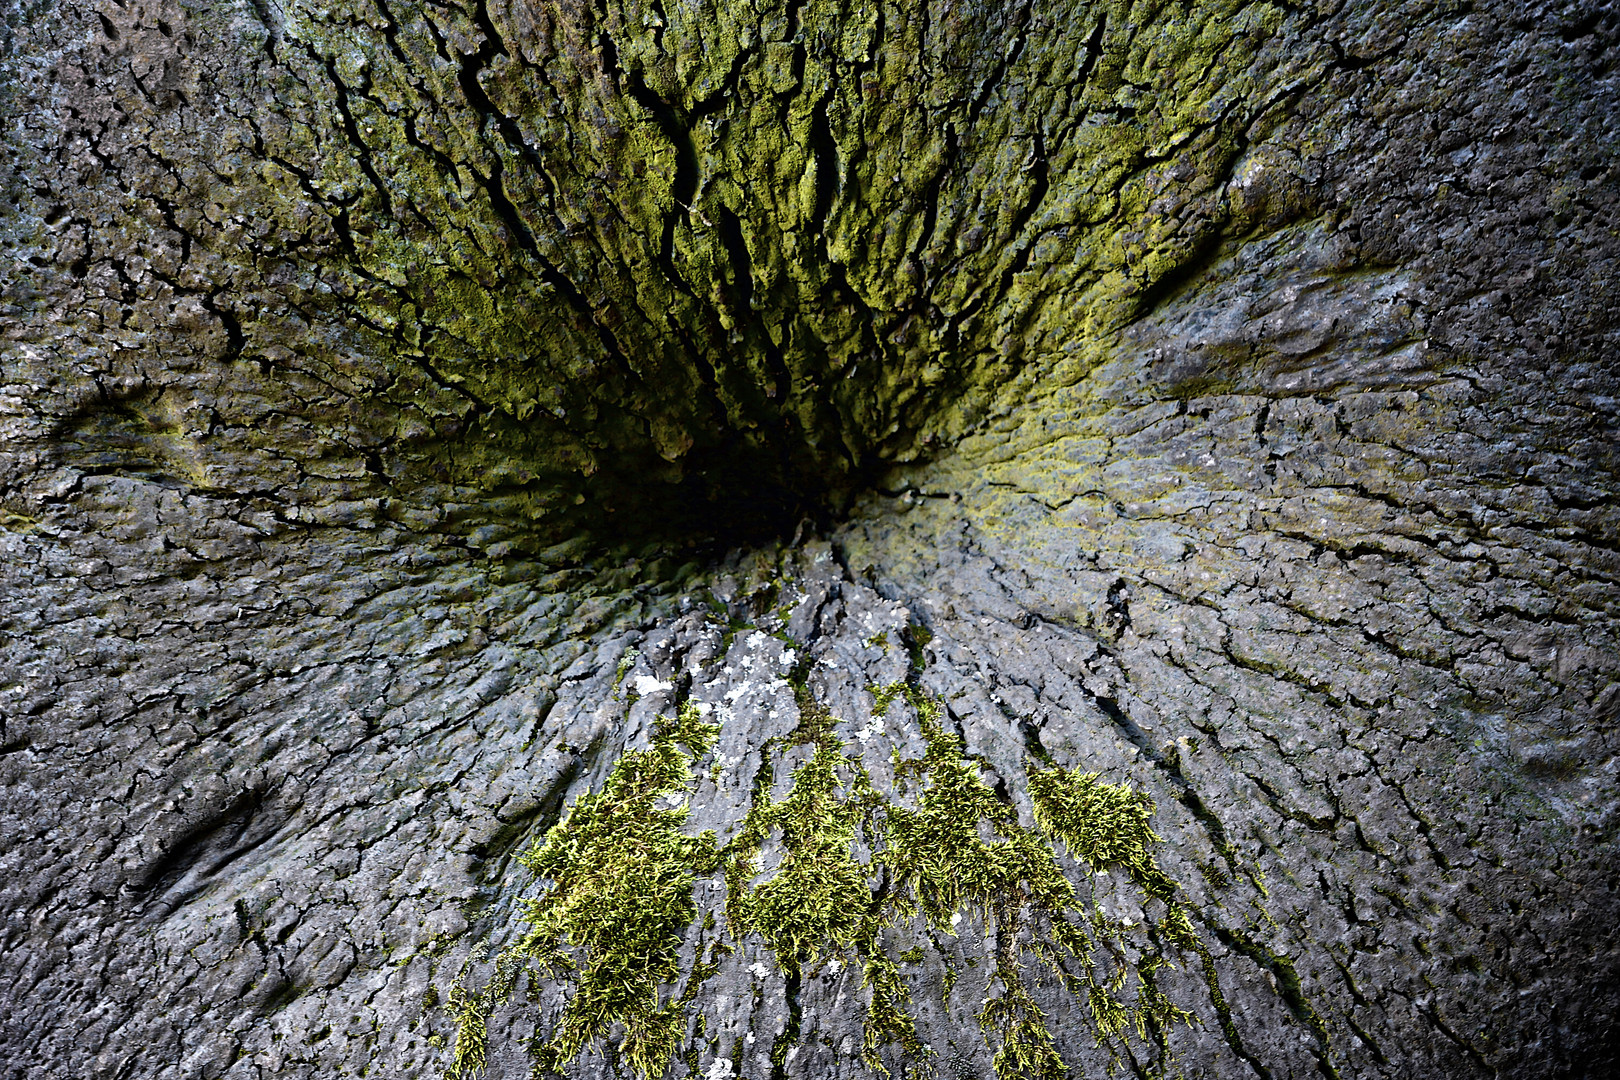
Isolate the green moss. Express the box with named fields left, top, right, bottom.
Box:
left=726, top=743, right=872, bottom=965
left=613, top=648, right=640, bottom=693
left=1027, top=767, right=1198, bottom=950
left=725, top=666, right=929, bottom=1072
left=453, top=678, right=1202, bottom=1079
left=451, top=701, right=720, bottom=1078
left=227, top=0, right=1307, bottom=555
left=869, top=681, right=907, bottom=719
left=872, top=687, right=1196, bottom=1076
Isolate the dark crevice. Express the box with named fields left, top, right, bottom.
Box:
left=1076, top=12, right=1108, bottom=86
left=909, top=120, right=955, bottom=277
left=322, top=55, right=393, bottom=217
left=450, top=23, right=634, bottom=377
left=717, top=206, right=754, bottom=312
left=625, top=70, right=699, bottom=294
left=1192, top=936, right=1276, bottom=1080
left=1344, top=1013, right=1390, bottom=1065
left=1249, top=770, right=1338, bottom=833
left=966, top=0, right=1032, bottom=125
left=1211, top=925, right=1341, bottom=1080
left=1416, top=1000, right=1497, bottom=1077
left=134, top=787, right=284, bottom=913
left=1125, top=225, right=1230, bottom=324
left=768, top=966, right=804, bottom=1080
left=1090, top=685, right=1241, bottom=868
left=203, top=294, right=246, bottom=360
left=1023, top=612, right=1246, bottom=875
left=807, top=93, right=840, bottom=238
left=1560, top=10, right=1608, bottom=43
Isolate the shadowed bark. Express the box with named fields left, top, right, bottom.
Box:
left=1, top=1, right=1618, bottom=1079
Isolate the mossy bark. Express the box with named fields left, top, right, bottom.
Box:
left=2, top=1, right=1619, bottom=1079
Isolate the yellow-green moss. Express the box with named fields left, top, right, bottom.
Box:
left=722, top=705, right=927, bottom=1072
left=1027, top=766, right=1198, bottom=949
left=872, top=687, right=1196, bottom=1076
left=450, top=701, right=720, bottom=1078
left=236, top=0, right=1308, bottom=553
left=451, top=671, right=1204, bottom=1078
left=726, top=742, right=872, bottom=965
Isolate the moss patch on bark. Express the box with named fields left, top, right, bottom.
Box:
left=454, top=680, right=1201, bottom=1078
left=449, top=702, right=721, bottom=1078
left=162, top=0, right=1324, bottom=552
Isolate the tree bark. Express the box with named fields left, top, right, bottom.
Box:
left=1, top=1, right=1618, bottom=1078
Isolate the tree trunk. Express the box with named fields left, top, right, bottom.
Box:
left=2, top=1, right=1617, bottom=1078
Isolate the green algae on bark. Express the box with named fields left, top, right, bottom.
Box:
left=188, top=0, right=1324, bottom=553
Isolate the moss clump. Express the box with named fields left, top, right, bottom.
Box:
left=723, top=705, right=926, bottom=1073
left=727, top=742, right=873, bottom=965
left=451, top=701, right=720, bottom=1079
left=873, top=688, right=1194, bottom=1078
left=1028, top=767, right=1198, bottom=950
left=451, top=682, right=1199, bottom=1080
left=718, top=681, right=1197, bottom=1077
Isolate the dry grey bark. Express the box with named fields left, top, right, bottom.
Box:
left=2, top=1, right=1619, bottom=1079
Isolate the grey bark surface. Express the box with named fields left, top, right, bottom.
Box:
left=2, top=1, right=1618, bottom=1079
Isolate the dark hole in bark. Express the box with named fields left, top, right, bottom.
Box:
left=542, top=421, right=888, bottom=557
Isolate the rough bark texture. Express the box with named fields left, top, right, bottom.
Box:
left=2, top=1, right=1618, bottom=1079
